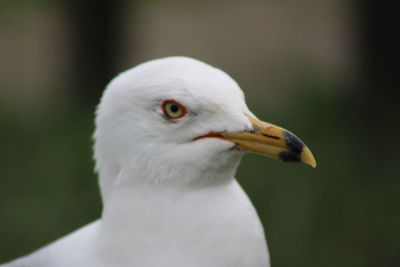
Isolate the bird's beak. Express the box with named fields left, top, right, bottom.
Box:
left=221, top=115, right=317, bottom=168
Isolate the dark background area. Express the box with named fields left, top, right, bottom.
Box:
left=0, top=0, right=399, bottom=266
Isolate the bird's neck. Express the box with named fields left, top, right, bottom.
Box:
left=98, top=177, right=265, bottom=259
left=101, top=176, right=238, bottom=226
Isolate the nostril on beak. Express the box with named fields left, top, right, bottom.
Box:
left=261, top=133, right=280, bottom=140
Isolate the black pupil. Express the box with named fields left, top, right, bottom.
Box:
left=170, top=104, right=180, bottom=113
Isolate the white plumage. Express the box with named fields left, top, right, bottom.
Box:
left=2, top=56, right=316, bottom=267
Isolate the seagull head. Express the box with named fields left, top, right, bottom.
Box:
left=94, top=57, right=316, bottom=196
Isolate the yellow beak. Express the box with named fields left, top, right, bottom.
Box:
left=221, top=115, right=317, bottom=168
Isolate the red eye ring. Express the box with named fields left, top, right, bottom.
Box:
left=161, top=99, right=188, bottom=120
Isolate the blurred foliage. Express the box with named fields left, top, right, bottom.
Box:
left=0, top=106, right=101, bottom=260
left=0, top=0, right=54, bottom=15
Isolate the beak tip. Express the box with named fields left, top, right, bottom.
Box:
left=308, top=161, right=317, bottom=168
left=301, top=146, right=317, bottom=168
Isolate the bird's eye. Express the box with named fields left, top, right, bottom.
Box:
left=161, top=99, right=187, bottom=119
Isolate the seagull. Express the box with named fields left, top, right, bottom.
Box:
left=1, top=56, right=316, bottom=267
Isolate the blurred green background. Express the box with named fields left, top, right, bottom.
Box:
left=0, top=0, right=399, bottom=266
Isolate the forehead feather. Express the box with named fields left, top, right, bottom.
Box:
left=109, top=57, right=245, bottom=107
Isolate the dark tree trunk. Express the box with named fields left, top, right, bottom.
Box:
left=356, top=1, right=399, bottom=123
left=349, top=1, right=399, bottom=161
left=64, top=0, right=127, bottom=109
